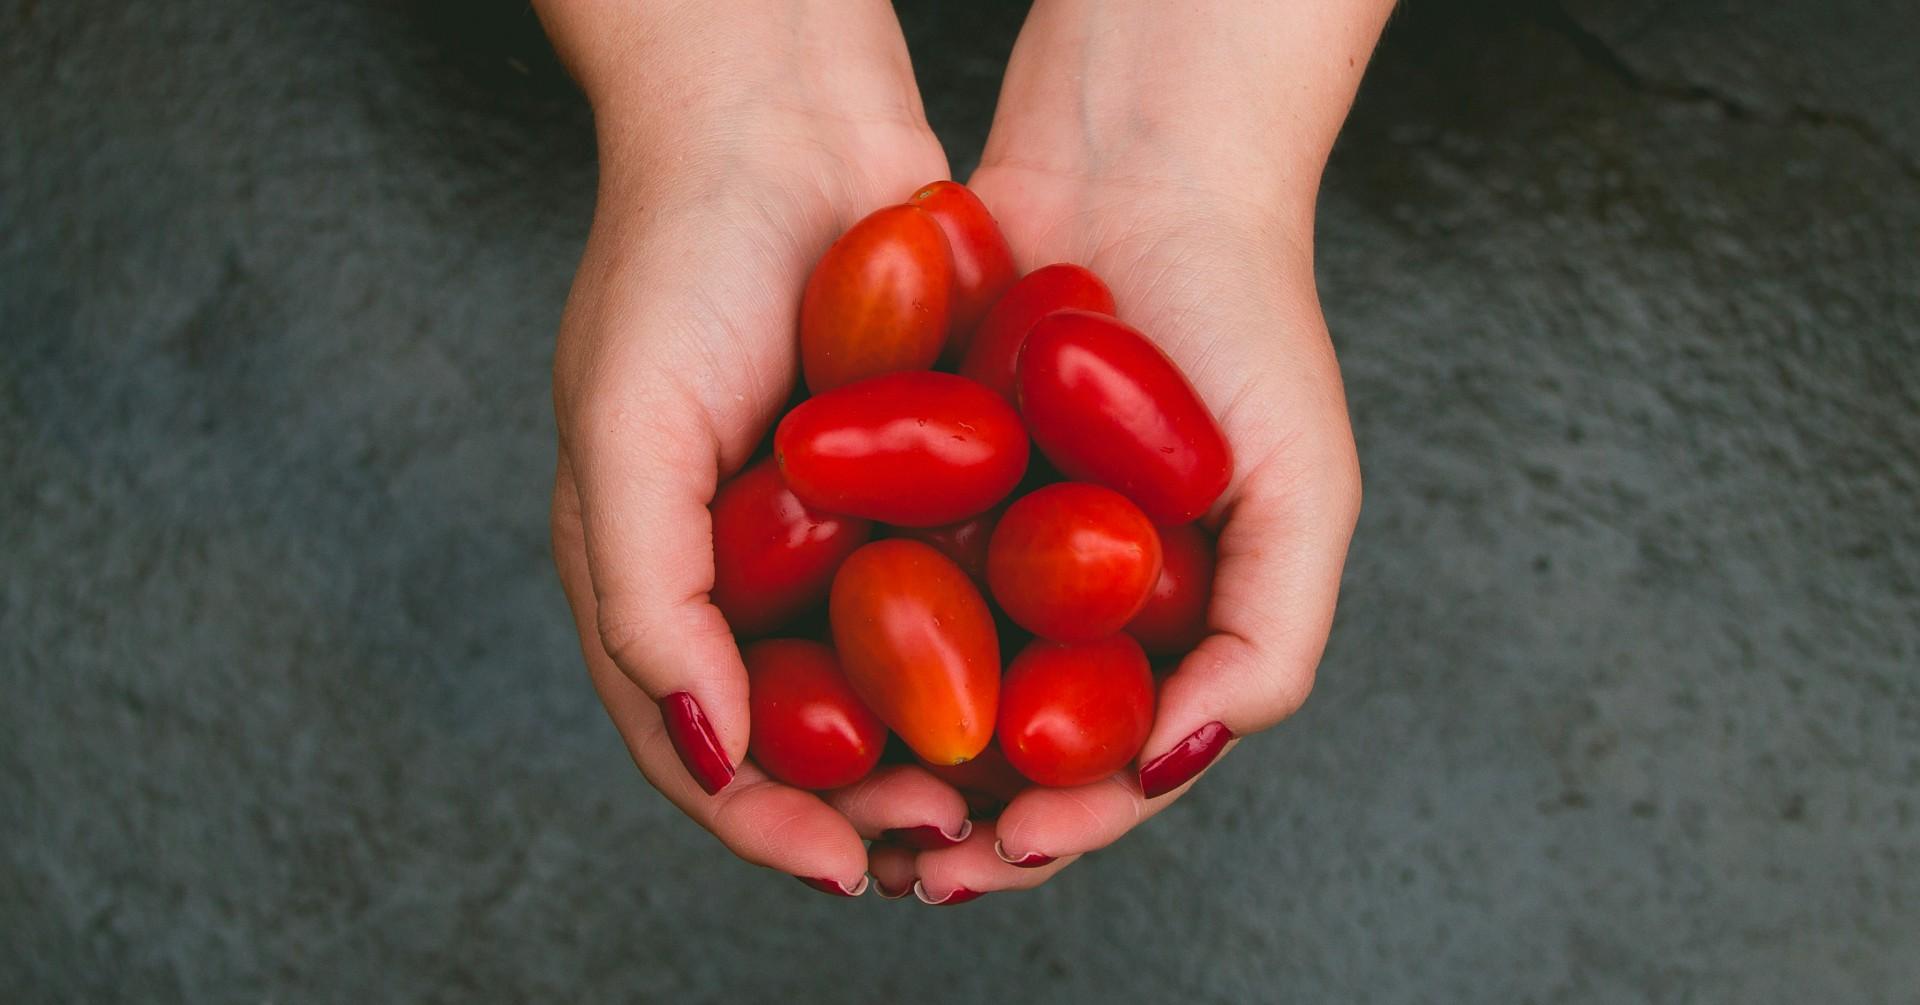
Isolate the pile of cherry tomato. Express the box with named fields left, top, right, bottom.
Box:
left=711, top=181, right=1230, bottom=805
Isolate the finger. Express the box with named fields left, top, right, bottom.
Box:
left=1139, top=417, right=1362, bottom=799
left=823, top=765, right=972, bottom=850
left=557, top=426, right=748, bottom=795
left=866, top=841, right=919, bottom=900
left=911, top=820, right=1079, bottom=903
left=985, top=766, right=1205, bottom=866
left=554, top=465, right=869, bottom=892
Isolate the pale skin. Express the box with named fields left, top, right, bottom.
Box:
left=537, top=0, right=1389, bottom=900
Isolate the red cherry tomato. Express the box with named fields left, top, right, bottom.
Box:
left=1126, top=522, right=1216, bottom=658
left=830, top=539, right=1000, bottom=764
left=960, top=264, right=1115, bottom=403
left=775, top=371, right=1029, bottom=527
left=998, top=635, right=1156, bottom=788
left=1016, top=310, right=1233, bottom=525
left=744, top=639, right=886, bottom=790
left=800, top=204, right=954, bottom=393
left=987, top=483, right=1163, bottom=643
left=709, top=456, right=872, bottom=638
left=921, top=742, right=1029, bottom=817
left=907, top=181, right=1016, bottom=362
left=883, top=505, right=1001, bottom=582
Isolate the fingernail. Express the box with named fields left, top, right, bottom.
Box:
left=912, top=880, right=983, bottom=906
left=1138, top=720, right=1233, bottom=799
left=874, top=876, right=913, bottom=900
left=880, top=820, right=972, bottom=851
left=796, top=875, right=868, bottom=898
left=660, top=692, right=734, bottom=795
left=993, top=839, right=1054, bottom=869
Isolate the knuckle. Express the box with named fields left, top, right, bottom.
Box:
left=548, top=508, right=568, bottom=566
left=549, top=489, right=581, bottom=565
left=1269, top=659, right=1317, bottom=721
left=1236, top=638, right=1317, bottom=728
left=709, top=786, right=809, bottom=867
left=594, top=600, right=665, bottom=686
left=566, top=382, right=710, bottom=474
left=1336, top=452, right=1364, bottom=529
left=1312, top=429, right=1363, bottom=531
left=562, top=380, right=634, bottom=444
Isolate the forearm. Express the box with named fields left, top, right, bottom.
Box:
left=983, top=0, right=1396, bottom=204
left=532, top=0, right=930, bottom=175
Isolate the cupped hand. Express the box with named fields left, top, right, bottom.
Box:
left=547, top=73, right=986, bottom=891
left=537, top=0, right=1383, bottom=903
left=901, top=159, right=1364, bottom=900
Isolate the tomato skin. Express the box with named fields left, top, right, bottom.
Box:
left=709, top=457, right=872, bottom=638
left=1016, top=310, right=1232, bottom=525
left=1126, top=522, right=1216, bottom=658
left=921, top=742, right=1029, bottom=816
left=987, top=483, right=1163, bottom=643
left=883, top=505, right=1001, bottom=583
left=745, top=639, right=887, bottom=789
left=775, top=371, right=1029, bottom=527
left=829, top=539, right=1001, bottom=764
left=960, top=264, right=1115, bottom=402
left=997, top=635, right=1156, bottom=788
left=800, top=204, right=954, bottom=393
left=908, top=181, right=1016, bottom=362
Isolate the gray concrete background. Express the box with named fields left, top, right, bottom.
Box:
left=3, top=0, right=1916, bottom=1001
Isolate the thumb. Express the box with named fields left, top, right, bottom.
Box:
left=560, top=390, right=749, bottom=795
left=1140, top=412, right=1362, bottom=798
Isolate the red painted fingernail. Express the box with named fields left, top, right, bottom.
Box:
left=796, top=875, right=868, bottom=897
left=993, top=840, right=1053, bottom=868
left=912, top=881, right=983, bottom=906
left=881, top=820, right=972, bottom=851
left=874, top=876, right=913, bottom=900
left=660, top=692, right=734, bottom=795
left=1138, top=721, right=1233, bottom=799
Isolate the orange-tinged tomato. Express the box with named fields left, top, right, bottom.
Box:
left=920, top=742, right=1029, bottom=817
left=830, top=539, right=1000, bottom=764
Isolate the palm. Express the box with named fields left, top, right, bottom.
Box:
left=551, top=136, right=979, bottom=895
left=560, top=148, right=951, bottom=469
left=968, top=164, right=1341, bottom=482
left=885, top=166, right=1361, bottom=897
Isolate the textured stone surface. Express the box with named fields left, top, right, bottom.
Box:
left=3, top=0, right=1916, bottom=1001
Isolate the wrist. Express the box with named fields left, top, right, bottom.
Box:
left=980, top=0, right=1393, bottom=214
left=541, top=1, right=935, bottom=198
